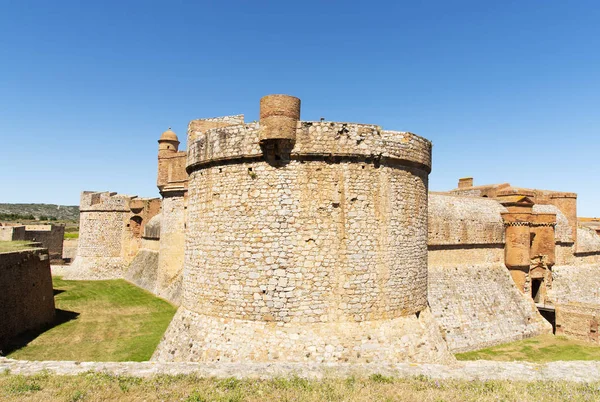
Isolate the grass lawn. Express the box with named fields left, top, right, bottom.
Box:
left=0, top=372, right=599, bottom=402
left=0, top=241, right=38, bottom=253
left=455, top=334, right=600, bottom=362
left=63, top=232, right=79, bottom=239
left=6, top=277, right=176, bottom=362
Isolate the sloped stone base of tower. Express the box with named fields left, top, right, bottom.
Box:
left=156, top=274, right=182, bottom=306
left=428, top=264, right=552, bottom=353
left=62, top=257, right=127, bottom=280
left=124, top=249, right=159, bottom=295
left=152, top=307, right=454, bottom=364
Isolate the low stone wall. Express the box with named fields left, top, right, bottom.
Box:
left=0, top=248, right=55, bottom=350
left=2, top=357, right=600, bottom=382
left=0, top=226, right=25, bottom=241
left=556, top=303, right=600, bottom=344
left=24, top=225, right=64, bottom=261
left=428, top=264, right=551, bottom=352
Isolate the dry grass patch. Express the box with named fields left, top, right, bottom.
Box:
left=1, top=371, right=599, bottom=402
left=5, top=277, right=176, bottom=362
left=0, top=241, right=39, bottom=253
left=456, top=334, right=600, bottom=362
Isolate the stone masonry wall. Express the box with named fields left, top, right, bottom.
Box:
left=124, top=238, right=160, bottom=296
left=428, top=264, right=551, bottom=352
left=67, top=192, right=131, bottom=279
left=183, top=161, right=429, bottom=323
left=0, top=226, right=25, bottom=241
left=154, top=115, right=451, bottom=363
left=154, top=306, right=451, bottom=363
left=427, top=194, right=552, bottom=352
left=0, top=248, right=55, bottom=350
left=156, top=195, right=185, bottom=305
left=24, top=225, right=64, bottom=261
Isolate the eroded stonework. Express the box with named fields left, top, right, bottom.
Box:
left=152, top=94, right=453, bottom=363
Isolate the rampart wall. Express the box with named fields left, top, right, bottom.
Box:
left=24, top=225, right=64, bottom=261
left=69, top=192, right=131, bottom=279
left=0, top=248, right=55, bottom=350
left=156, top=195, right=185, bottom=305
left=125, top=215, right=161, bottom=297
left=69, top=192, right=160, bottom=279
left=427, top=194, right=551, bottom=352
left=0, top=226, right=25, bottom=241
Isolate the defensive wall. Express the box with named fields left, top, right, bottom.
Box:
left=427, top=193, right=551, bottom=352
left=0, top=224, right=64, bottom=261
left=0, top=247, right=55, bottom=351
left=125, top=214, right=161, bottom=296
left=153, top=94, right=453, bottom=363
left=23, top=225, right=65, bottom=261
left=67, top=192, right=160, bottom=280
left=446, top=178, right=600, bottom=348
left=0, top=225, right=25, bottom=241
left=67, top=95, right=600, bottom=360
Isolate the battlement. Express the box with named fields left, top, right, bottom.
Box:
left=187, top=114, right=245, bottom=143
left=80, top=191, right=133, bottom=212
left=187, top=119, right=432, bottom=173
left=79, top=191, right=160, bottom=212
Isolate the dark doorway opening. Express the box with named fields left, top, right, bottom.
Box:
left=531, top=279, right=543, bottom=303
left=538, top=308, right=556, bottom=334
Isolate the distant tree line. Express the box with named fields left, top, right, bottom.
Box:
left=0, top=213, right=57, bottom=221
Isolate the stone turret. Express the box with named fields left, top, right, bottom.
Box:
left=158, top=128, right=179, bottom=155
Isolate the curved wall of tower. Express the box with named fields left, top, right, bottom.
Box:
left=154, top=96, right=452, bottom=363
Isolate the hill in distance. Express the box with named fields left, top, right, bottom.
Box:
left=0, top=203, right=79, bottom=221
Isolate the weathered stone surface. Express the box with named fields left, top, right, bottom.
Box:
left=68, top=192, right=160, bottom=280
left=153, top=307, right=451, bottom=364
left=3, top=357, right=600, bottom=382
left=0, top=249, right=55, bottom=350
left=428, top=264, right=551, bottom=352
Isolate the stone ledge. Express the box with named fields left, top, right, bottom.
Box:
left=2, top=358, right=600, bottom=382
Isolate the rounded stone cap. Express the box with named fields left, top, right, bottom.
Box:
left=260, top=95, right=301, bottom=120
left=143, top=214, right=161, bottom=239
left=159, top=128, right=179, bottom=142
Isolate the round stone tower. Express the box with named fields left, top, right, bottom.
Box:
left=154, top=95, right=450, bottom=363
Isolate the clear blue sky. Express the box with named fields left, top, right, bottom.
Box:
left=1, top=1, right=599, bottom=216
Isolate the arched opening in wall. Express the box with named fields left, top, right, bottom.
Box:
left=129, top=216, right=143, bottom=238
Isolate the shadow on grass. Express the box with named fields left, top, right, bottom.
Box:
left=53, top=289, right=65, bottom=296
left=1, top=308, right=79, bottom=356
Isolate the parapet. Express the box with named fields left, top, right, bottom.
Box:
left=79, top=191, right=160, bottom=213
left=80, top=191, right=134, bottom=212
left=428, top=194, right=507, bottom=246
left=533, top=204, right=572, bottom=243
left=576, top=227, right=600, bottom=255
left=188, top=115, right=245, bottom=144
left=187, top=95, right=432, bottom=174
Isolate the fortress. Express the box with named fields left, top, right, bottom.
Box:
left=68, top=94, right=600, bottom=362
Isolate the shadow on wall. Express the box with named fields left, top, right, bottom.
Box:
left=0, top=308, right=79, bottom=356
